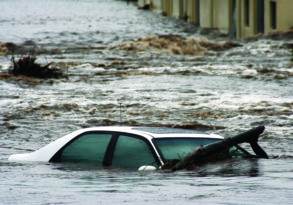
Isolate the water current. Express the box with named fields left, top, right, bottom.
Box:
left=0, top=0, right=292, bottom=204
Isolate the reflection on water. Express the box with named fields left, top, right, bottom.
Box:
left=0, top=0, right=293, bottom=204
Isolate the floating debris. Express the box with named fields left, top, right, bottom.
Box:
left=162, top=126, right=268, bottom=171
left=9, top=55, right=65, bottom=79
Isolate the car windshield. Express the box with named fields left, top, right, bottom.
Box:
left=154, top=138, right=222, bottom=160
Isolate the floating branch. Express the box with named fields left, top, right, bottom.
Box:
left=162, top=126, right=268, bottom=171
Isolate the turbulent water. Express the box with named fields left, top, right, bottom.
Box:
left=0, top=0, right=293, bottom=204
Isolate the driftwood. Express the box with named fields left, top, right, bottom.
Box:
left=162, top=126, right=268, bottom=171
left=9, top=55, right=64, bottom=79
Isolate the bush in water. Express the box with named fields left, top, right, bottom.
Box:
left=10, top=55, right=64, bottom=79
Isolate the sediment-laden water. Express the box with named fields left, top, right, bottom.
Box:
left=0, top=0, right=292, bottom=204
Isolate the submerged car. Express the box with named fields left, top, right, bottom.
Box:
left=9, top=126, right=268, bottom=170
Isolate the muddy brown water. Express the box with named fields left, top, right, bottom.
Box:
left=0, top=0, right=293, bottom=204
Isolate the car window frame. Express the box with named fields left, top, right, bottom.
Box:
left=50, top=131, right=162, bottom=168
left=107, top=132, right=161, bottom=168
left=152, top=137, right=222, bottom=162
left=49, top=131, right=115, bottom=164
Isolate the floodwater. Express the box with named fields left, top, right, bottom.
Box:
left=0, top=0, right=293, bottom=204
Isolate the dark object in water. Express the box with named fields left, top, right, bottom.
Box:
left=10, top=55, right=64, bottom=79
left=138, top=4, right=150, bottom=10
left=166, top=126, right=268, bottom=171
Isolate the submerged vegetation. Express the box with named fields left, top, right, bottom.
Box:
left=9, top=55, right=65, bottom=79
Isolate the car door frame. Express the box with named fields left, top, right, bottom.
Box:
left=49, top=131, right=114, bottom=163
left=105, top=132, right=162, bottom=168
left=49, top=130, right=162, bottom=168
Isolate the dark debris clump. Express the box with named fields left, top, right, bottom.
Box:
left=9, top=55, right=65, bottom=79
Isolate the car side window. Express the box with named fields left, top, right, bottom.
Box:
left=59, top=133, right=112, bottom=164
left=155, top=138, right=221, bottom=160
left=112, top=135, right=157, bottom=169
